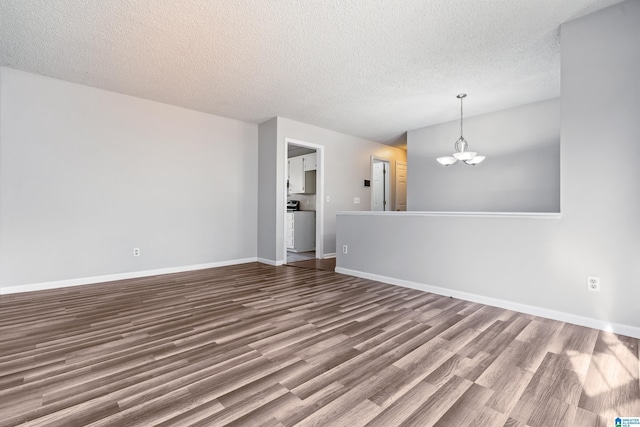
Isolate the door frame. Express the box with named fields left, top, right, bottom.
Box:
left=284, top=138, right=324, bottom=262
left=370, top=156, right=391, bottom=211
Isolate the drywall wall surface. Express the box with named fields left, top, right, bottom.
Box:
left=257, top=117, right=278, bottom=262
left=337, top=1, right=640, bottom=329
left=337, top=213, right=567, bottom=310
left=559, top=0, right=640, bottom=321
left=407, top=98, right=560, bottom=212
left=276, top=117, right=406, bottom=261
left=0, top=67, right=258, bottom=288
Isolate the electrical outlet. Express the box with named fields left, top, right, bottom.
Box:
left=354, top=197, right=360, bottom=204
left=326, top=195, right=331, bottom=202
left=342, top=245, right=348, bottom=254
left=133, top=248, right=141, bottom=257
left=587, top=276, right=600, bottom=292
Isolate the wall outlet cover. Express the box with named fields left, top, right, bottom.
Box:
left=587, top=276, right=600, bottom=292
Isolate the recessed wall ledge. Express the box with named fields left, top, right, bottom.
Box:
left=337, top=211, right=561, bottom=219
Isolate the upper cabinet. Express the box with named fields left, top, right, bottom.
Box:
left=288, top=156, right=305, bottom=193
left=303, top=153, right=317, bottom=171
left=288, top=154, right=316, bottom=194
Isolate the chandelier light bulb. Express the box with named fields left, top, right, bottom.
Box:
left=437, top=156, right=458, bottom=166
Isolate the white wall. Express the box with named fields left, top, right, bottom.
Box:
left=257, top=116, right=407, bottom=264
left=408, top=98, right=560, bottom=213
left=336, top=1, right=640, bottom=334
left=0, top=67, right=258, bottom=289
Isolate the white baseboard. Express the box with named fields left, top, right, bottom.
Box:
left=0, top=258, right=258, bottom=295
left=335, top=267, right=640, bottom=339
left=323, top=253, right=336, bottom=259
left=257, top=258, right=285, bottom=266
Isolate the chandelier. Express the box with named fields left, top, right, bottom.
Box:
left=436, top=94, right=485, bottom=166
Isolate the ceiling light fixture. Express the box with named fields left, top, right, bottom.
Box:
left=437, top=94, right=485, bottom=166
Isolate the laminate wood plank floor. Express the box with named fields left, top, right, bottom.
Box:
left=0, top=263, right=638, bottom=426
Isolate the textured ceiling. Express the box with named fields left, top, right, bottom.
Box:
left=0, top=0, right=624, bottom=146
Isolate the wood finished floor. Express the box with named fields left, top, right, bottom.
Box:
left=0, top=263, right=638, bottom=427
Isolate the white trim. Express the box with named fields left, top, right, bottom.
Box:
left=323, top=253, right=336, bottom=259
left=336, top=211, right=561, bottom=219
left=0, top=258, right=258, bottom=295
left=335, top=267, right=640, bottom=339
left=257, top=258, right=285, bottom=266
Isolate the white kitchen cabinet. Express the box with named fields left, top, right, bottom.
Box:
left=285, top=212, right=295, bottom=248
left=288, top=155, right=316, bottom=194
left=286, top=211, right=315, bottom=252
left=288, top=157, right=304, bottom=194
left=303, top=153, right=317, bottom=171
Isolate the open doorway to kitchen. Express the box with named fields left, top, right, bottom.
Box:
left=284, top=138, right=324, bottom=264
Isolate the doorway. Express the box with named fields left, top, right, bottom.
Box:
left=284, top=138, right=324, bottom=264
left=371, top=157, right=391, bottom=211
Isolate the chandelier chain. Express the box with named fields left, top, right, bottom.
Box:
left=460, top=96, right=464, bottom=138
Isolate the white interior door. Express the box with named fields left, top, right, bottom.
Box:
left=395, top=161, right=407, bottom=211
left=372, top=159, right=389, bottom=211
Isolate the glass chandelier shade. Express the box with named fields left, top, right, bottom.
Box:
left=436, top=94, right=486, bottom=166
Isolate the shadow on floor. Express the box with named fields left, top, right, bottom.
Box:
left=285, top=258, right=336, bottom=271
